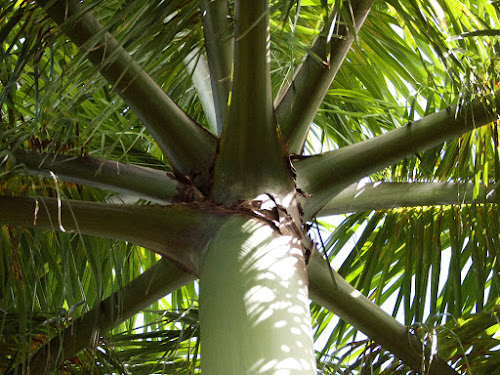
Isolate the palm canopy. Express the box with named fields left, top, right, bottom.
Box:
left=0, top=0, right=499, bottom=374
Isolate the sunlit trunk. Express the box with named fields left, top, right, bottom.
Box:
left=199, top=215, right=316, bottom=374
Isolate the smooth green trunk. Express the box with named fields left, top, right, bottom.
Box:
left=199, top=215, right=316, bottom=375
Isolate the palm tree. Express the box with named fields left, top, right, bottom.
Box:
left=1, top=0, right=499, bottom=373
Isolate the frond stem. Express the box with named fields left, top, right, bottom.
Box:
left=319, top=181, right=498, bottom=216
left=297, top=91, right=500, bottom=219
left=36, top=0, right=218, bottom=186
left=12, top=150, right=177, bottom=203
left=275, top=0, right=375, bottom=154
left=24, top=260, right=195, bottom=375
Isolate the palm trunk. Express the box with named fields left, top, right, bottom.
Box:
left=199, top=215, right=317, bottom=374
